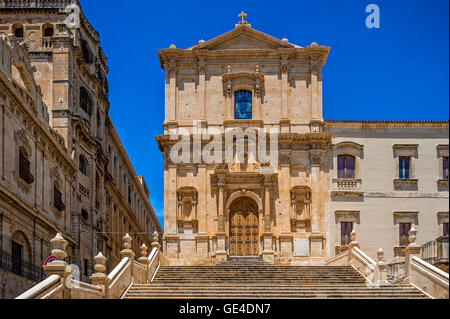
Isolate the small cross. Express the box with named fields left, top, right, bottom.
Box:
left=238, top=11, right=247, bottom=24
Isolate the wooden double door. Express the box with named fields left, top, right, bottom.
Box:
left=229, top=198, right=259, bottom=256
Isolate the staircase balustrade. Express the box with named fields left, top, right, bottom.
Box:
left=15, top=231, right=167, bottom=299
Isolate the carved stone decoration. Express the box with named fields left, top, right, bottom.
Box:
left=279, top=153, right=291, bottom=165
left=264, top=176, right=273, bottom=190
left=222, top=72, right=265, bottom=98
left=217, top=215, right=225, bottom=232
left=280, top=63, right=289, bottom=74
left=310, top=57, right=321, bottom=74
left=176, top=187, right=198, bottom=233
left=14, top=129, right=31, bottom=154
left=290, top=186, right=312, bottom=231
left=198, top=63, right=207, bottom=75
left=309, top=150, right=325, bottom=166
left=50, top=166, right=61, bottom=183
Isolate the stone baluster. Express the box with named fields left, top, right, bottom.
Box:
left=90, top=252, right=110, bottom=296
left=404, top=226, right=421, bottom=282
left=376, top=248, right=388, bottom=286
left=138, top=243, right=150, bottom=266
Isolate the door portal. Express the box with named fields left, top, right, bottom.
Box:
left=229, top=198, right=259, bottom=256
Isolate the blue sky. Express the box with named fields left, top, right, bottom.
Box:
left=79, top=0, right=449, bottom=229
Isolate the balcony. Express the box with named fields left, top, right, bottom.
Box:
left=421, top=235, right=449, bottom=271
left=0, top=249, right=44, bottom=282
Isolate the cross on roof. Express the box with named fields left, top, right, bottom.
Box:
left=238, top=11, right=248, bottom=24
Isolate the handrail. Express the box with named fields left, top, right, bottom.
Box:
left=409, top=256, right=449, bottom=299
left=108, top=257, right=129, bottom=281
left=325, top=249, right=348, bottom=265
left=412, top=256, right=449, bottom=282
left=352, top=247, right=377, bottom=268
left=15, top=274, right=61, bottom=299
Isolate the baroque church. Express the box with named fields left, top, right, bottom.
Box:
left=156, top=12, right=448, bottom=266
left=0, top=1, right=448, bottom=300
left=0, top=0, right=162, bottom=298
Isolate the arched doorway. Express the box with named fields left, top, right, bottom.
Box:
left=229, top=197, right=259, bottom=256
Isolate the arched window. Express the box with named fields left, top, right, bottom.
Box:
left=79, top=155, right=88, bottom=176
left=19, top=147, right=34, bottom=184
left=43, top=24, right=54, bottom=37
left=337, top=155, right=355, bottom=179
left=53, top=181, right=65, bottom=212
left=80, top=87, right=92, bottom=115
left=13, top=24, right=24, bottom=38
left=234, top=90, right=252, bottom=119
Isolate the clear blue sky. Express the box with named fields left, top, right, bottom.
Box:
left=79, top=0, right=449, bottom=229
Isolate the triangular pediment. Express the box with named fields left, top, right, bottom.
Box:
left=192, top=26, right=297, bottom=51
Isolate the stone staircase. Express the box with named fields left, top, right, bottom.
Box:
left=124, top=257, right=428, bottom=299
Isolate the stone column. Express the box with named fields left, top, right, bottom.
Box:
left=90, top=252, right=110, bottom=297
left=310, top=56, right=322, bottom=121
left=262, top=176, right=274, bottom=262
left=376, top=248, right=388, bottom=286
left=216, top=181, right=227, bottom=262
left=198, top=60, right=206, bottom=120
left=404, top=226, right=421, bottom=282
left=309, top=150, right=325, bottom=258
left=280, top=57, right=289, bottom=120
left=168, top=62, right=177, bottom=121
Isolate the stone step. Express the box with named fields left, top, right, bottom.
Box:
left=128, top=288, right=423, bottom=294
left=124, top=264, right=428, bottom=299
left=125, top=293, right=427, bottom=299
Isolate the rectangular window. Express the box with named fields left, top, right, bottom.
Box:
left=444, top=223, right=449, bottom=237
left=399, top=222, right=411, bottom=247
left=399, top=156, right=410, bottom=179
left=54, top=187, right=65, bottom=211
left=338, top=155, right=355, bottom=179
left=340, top=222, right=353, bottom=246
left=19, top=152, right=30, bottom=181
left=443, top=157, right=449, bottom=180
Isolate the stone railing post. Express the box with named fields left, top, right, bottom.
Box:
left=44, top=233, right=73, bottom=298
left=138, top=243, right=150, bottom=266
left=120, top=233, right=135, bottom=259
left=404, top=226, right=421, bottom=282
left=347, top=229, right=359, bottom=264
left=376, top=248, right=388, bottom=286
left=151, top=231, right=161, bottom=263
left=120, top=233, right=135, bottom=278
left=90, top=252, right=110, bottom=297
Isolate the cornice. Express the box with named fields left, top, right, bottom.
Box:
left=0, top=72, right=76, bottom=174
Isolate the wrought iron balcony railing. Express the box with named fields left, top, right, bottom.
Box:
left=0, top=249, right=45, bottom=282
left=422, top=235, right=449, bottom=265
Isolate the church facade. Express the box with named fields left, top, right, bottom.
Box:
left=156, top=14, right=448, bottom=265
